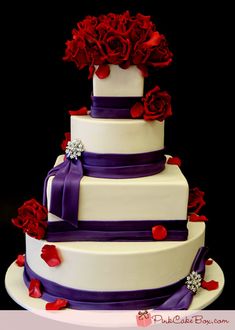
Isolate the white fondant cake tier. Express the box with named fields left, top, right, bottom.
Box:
left=71, top=116, right=164, bottom=154
left=26, top=222, right=205, bottom=291
left=93, top=65, right=144, bottom=96
left=46, top=155, right=188, bottom=221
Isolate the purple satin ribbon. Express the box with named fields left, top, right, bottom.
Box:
left=156, top=246, right=208, bottom=310
left=43, top=150, right=166, bottom=229
left=91, top=95, right=142, bottom=118
left=46, top=220, right=188, bottom=242
left=43, top=158, right=83, bottom=228
left=23, top=247, right=208, bottom=310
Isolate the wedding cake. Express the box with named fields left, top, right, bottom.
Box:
left=9, top=12, right=222, bottom=311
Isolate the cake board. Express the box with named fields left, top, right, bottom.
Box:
left=5, top=259, right=224, bottom=328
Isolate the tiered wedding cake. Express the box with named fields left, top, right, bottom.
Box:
left=9, top=12, right=222, bottom=311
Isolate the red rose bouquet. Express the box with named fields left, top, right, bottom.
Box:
left=63, top=11, right=173, bottom=78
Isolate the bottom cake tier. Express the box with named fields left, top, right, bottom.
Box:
left=24, top=222, right=206, bottom=309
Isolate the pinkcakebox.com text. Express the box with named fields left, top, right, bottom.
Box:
left=151, top=314, right=229, bottom=325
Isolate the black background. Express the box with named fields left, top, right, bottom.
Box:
left=0, top=0, right=234, bottom=310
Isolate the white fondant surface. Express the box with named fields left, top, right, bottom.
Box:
left=25, top=222, right=205, bottom=291
left=47, top=155, right=188, bottom=221
left=5, top=258, right=225, bottom=326
left=71, top=116, right=164, bottom=154
left=93, top=65, right=144, bottom=96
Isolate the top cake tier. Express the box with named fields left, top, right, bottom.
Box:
left=93, top=65, right=144, bottom=96
left=90, top=64, right=172, bottom=121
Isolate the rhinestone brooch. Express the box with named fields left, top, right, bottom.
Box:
left=65, top=139, right=84, bottom=160
left=185, top=271, right=202, bottom=293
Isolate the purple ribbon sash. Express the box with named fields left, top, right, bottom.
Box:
left=46, top=220, right=188, bottom=242
left=91, top=96, right=142, bottom=118
left=43, top=149, right=166, bottom=230
left=156, top=246, right=208, bottom=310
left=23, top=247, right=208, bottom=310
left=43, top=159, right=83, bottom=228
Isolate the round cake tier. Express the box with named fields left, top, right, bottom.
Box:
left=71, top=116, right=164, bottom=154
left=25, top=222, right=205, bottom=292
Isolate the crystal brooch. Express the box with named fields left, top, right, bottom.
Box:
left=185, top=271, right=202, bottom=293
left=65, top=139, right=84, bottom=160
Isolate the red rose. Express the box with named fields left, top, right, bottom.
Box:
left=133, top=34, right=173, bottom=69
left=143, top=85, right=172, bottom=121
left=24, top=221, right=47, bottom=240
left=188, top=187, right=206, bottom=214
left=128, top=13, right=154, bottom=46
left=77, top=16, right=98, bottom=35
left=64, top=16, right=100, bottom=69
left=135, top=13, right=154, bottom=30
left=86, top=40, right=106, bottom=66
left=12, top=199, right=48, bottom=240
left=63, top=35, right=89, bottom=70
left=145, top=36, right=173, bottom=68
left=101, top=32, right=131, bottom=65
left=98, top=11, right=131, bottom=35
left=65, top=17, right=104, bottom=70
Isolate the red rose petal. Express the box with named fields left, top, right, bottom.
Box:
left=205, top=259, right=213, bottom=266
left=152, top=225, right=167, bottom=240
left=29, top=279, right=42, bottom=298
left=130, top=102, right=144, bottom=118
left=61, top=132, right=71, bottom=151
left=16, top=254, right=25, bottom=267
left=45, top=298, right=68, bottom=310
left=88, top=65, right=95, bottom=79
left=143, top=31, right=162, bottom=47
left=11, top=217, right=24, bottom=228
left=150, top=58, right=173, bottom=68
left=188, top=214, right=208, bottom=222
left=95, top=64, right=110, bottom=79
left=68, top=107, right=88, bottom=116
left=199, top=215, right=208, bottom=221
left=41, top=245, right=61, bottom=267
left=167, top=157, right=182, bottom=167
left=201, top=280, right=219, bottom=291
